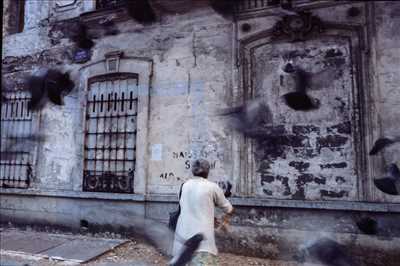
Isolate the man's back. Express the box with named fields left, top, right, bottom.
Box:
left=173, top=177, right=233, bottom=256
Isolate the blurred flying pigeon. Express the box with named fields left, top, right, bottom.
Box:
left=26, top=69, right=74, bottom=110
left=218, top=98, right=273, bottom=137
left=1, top=82, right=8, bottom=104
left=70, top=23, right=94, bottom=49
left=210, top=0, right=236, bottom=18
left=169, top=234, right=204, bottom=266
left=283, top=90, right=318, bottom=111
left=130, top=216, right=203, bottom=265
left=373, top=163, right=400, bottom=195
left=369, top=137, right=400, bottom=155
left=280, top=62, right=320, bottom=111
left=280, top=0, right=293, bottom=10
left=1, top=80, right=19, bottom=105
left=1, top=134, right=47, bottom=160
left=224, top=181, right=233, bottom=198
left=5, top=134, right=46, bottom=143
left=126, top=0, right=157, bottom=24
left=356, top=217, right=378, bottom=235
left=304, top=237, right=356, bottom=266
left=1, top=93, right=7, bottom=105
left=98, top=15, right=120, bottom=36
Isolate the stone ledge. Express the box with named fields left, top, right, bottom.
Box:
left=0, top=189, right=145, bottom=201
left=147, top=194, right=400, bottom=213
left=1, top=189, right=399, bottom=213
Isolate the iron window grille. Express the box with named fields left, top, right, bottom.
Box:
left=0, top=90, right=35, bottom=188
left=83, top=73, right=138, bottom=193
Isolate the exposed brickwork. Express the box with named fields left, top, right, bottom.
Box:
left=2, top=47, right=74, bottom=74
left=256, top=122, right=354, bottom=200
left=289, top=161, right=310, bottom=172
left=1, top=2, right=400, bottom=266
left=320, top=162, right=347, bottom=169
left=317, top=135, right=349, bottom=150
left=327, top=121, right=351, bottom=134
left=292, top=125, right=320, bottom=135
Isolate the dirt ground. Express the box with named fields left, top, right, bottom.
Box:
left=0, top=226, right=317, bottom=266
left=86, top=239, right=303, bottom=266
left=1, top=236, right=308, bottom=266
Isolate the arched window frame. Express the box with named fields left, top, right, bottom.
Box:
left=77, top=52, right=152, bottom=194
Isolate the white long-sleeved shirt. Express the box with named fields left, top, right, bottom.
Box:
left=172, top=177, right=233, bottom=256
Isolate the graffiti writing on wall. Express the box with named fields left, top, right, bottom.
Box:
left=160, top=172, right=183, bottom=181
left=158, top=145, right=225, bottom=181
left=172, top=151, right=218, bottom=170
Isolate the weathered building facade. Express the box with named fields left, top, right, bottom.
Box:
left=1, top=0, right=400, bottom=265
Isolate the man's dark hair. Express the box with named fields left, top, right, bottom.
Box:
left=191, top=159, right=210, bottom=178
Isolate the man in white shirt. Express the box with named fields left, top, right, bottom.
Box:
left=172, top=159, right=234, bottom=266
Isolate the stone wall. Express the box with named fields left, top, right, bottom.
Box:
left=2, top=0, right=236, bottom=194
left=2, top=0, right=11, bottom=38
left=1, top=1, right=400, bottom=265
left=2, top=192, right=400, bottom=265
left=369, top=2, right=400, bottom=202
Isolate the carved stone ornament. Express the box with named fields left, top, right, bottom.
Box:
left=272, top=12, right=324, bottom=42
left=55, top=0, right=76, bottom=6
left=104, top=51, right=124, bottom=72
left=55, top=0, right=81, bottom=12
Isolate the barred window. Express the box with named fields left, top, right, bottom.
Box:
left=7, top=0, right=25, bottom=34
left=83, top=73, right=138, bottom=193
left=1, top=90, right=35, bottom=188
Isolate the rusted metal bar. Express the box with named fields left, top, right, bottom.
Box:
left=0, top=91, right=33, bottom=189
left=83, top=74, right=137, bottom=193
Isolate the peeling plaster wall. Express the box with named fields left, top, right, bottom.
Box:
left=2, top=2, right=236, bottom=193
left=252, top=39, right=356, bottom=201
left=373, top=3, right=400, bottom=171
left=23, top=0, right=51, bottom=30
left=235, top=2, right=370, bottom=201
left=1, top=1, right=400, bottom=264
left=2, top=0, right=11, bottom=38
left=215, top=208, right=400, bottom=266
left=2, top=1, right=399, bottom=199
left=1, top=0, right=399, bottom=205
left=147, top=16, right=235, bottom=194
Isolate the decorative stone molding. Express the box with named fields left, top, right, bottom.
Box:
left=235, top=9, right=372, bottom=202
left=272, top=12, right=324, bottom=41
left=104, top=51, right=123, bottom=72
left=77, top=53, right=153, bottom=194
left=235, top=0, right=352, bottom=20
left=80, top=5, right=130, bottom=26
left=54, top=0, right=81, bottom=13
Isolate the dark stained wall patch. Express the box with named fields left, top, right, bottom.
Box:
left=247, top=36, right=357, bottom=201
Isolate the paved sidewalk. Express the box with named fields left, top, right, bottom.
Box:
left=0, top=227, right=323, bottom=266
left=0, top=228, right=127, bottom=265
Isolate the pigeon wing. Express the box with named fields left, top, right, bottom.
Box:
left=388, top=163, right=400, bottom=179
left=369, top=138, right=394, bottom=155
left=373, top=177, right=398, bottom=195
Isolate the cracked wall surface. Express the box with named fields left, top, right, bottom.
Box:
left=1, top=1, right=400, bottom=264
left=252, top=39, right=356, bottom=201
left=1, top=0, right=399, bottom=201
